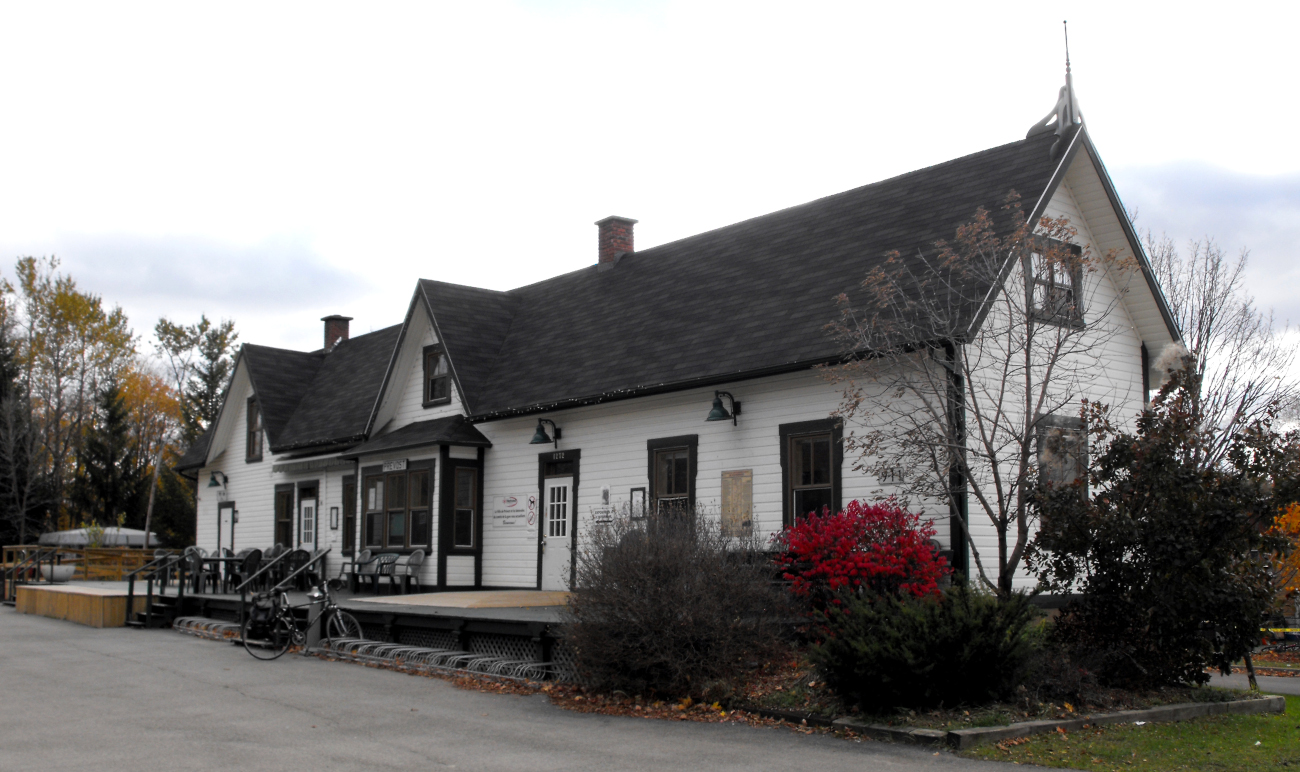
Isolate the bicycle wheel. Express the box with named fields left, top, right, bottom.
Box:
left=242, top=615, right=295, bottom=660
left=325, top=609, right=364, bottom=641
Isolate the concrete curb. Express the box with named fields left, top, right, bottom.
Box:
left=827, top=695, right=1286, bottom=750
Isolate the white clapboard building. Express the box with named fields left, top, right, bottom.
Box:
left=177, top=82, right=1180, bottom=593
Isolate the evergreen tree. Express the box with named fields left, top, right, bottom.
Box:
left=0, top=316, right=39, bottom=545
left=75, top=378, right=149, bottom=526
left=156, top=315, right=237, bottom=446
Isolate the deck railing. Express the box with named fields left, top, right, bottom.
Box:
left=2, top=545, right=158, bottom=585
left=233, top=548, right=331, bottom=626
left=124, top=552, right=182, bottom=627
left=2, top=546, right=59, bottom=603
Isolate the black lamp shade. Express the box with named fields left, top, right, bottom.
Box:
left=706, top=395, right=732, bottom=422
left=207, top=472, right=224, bottom=488
left=529, top=423, right=553, bottom=445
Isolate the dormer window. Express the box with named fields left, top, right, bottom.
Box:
left=1026, top=238, right=1084, bottom=326
left=246, top=397, right=264, bottom=462
left=423, top=345, right=451, bottom=406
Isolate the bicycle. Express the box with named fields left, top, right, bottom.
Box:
left=242, top=577, right=364, bottom=660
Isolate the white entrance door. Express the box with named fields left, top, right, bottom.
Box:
left=218, top=503, right=235, bottom=554
left=541, top=477, right=572, bottom=591
left=300, top=499, right=317, bottom=548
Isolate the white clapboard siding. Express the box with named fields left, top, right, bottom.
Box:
left=474, top=365, right=943, bottom=589
left=961, top=173, right=1148, bottom=591
left=371, top=306, right=466, bottom=435
left=196, top=364, right=282, bottom=559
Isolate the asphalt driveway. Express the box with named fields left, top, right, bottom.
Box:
left=0, top=608, right=1014, bottom=772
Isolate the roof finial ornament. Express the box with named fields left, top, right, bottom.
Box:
left=1026, top=20, right=1083, bottom=159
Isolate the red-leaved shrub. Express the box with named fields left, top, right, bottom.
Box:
left=771, top=499, right=948, bottom=609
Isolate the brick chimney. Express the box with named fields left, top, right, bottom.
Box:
left=595, top=216, right=637, bottom=266
left=322, top=315, right=352, bottom=351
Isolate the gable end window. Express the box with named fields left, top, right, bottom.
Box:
left=423, top=345, right=451, bottom=407
left=246, top=397, right=264, bottom=462
left=1025, top=238, right=1085, bottom=327
left=779, top=419, right=842, bottom=527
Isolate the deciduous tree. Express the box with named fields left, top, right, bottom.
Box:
left=828, top=195, right=1134, bottom=597
left=1145, top=234, right=1299, bottom=467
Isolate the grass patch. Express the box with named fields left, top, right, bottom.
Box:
left=963, top=694, right=1299, bottom=771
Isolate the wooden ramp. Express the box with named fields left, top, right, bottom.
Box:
left=15, top=584, right=145, bottom=628
left=354, top=590, right=570, bottom=609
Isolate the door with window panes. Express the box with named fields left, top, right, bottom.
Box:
left=363, top=466, right=432, bottom=552
left=540, top=457, right=574, bottom=590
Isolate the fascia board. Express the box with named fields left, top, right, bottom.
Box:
left=416, top=282, right=472, bottom=415
left=204, top=349, right=250, bottom=467
left=362, top=289, right=422, bottom=438
left=1077, top=131, right=1182, bottom=344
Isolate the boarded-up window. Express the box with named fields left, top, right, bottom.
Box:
left=721, top=469, right=753, bottom=537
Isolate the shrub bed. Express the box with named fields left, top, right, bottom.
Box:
left=562, top=509, right=787, bottom=698
left=810, top=586, right=1038, bottom=711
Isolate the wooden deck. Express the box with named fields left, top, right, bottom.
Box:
left=15, top=584, right=146, bottom=628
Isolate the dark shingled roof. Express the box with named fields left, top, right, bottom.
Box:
left=179, top=129, right=1091, bottom=467
left=241, top=344, right=325, bottom=446
left=418, top=281, right=517, bottom=416
left=275, top=324, right=402, bottom=450
left=341, top=415, right=491, bottom=459
left=428, top=132, right=1064, bottom=417
left=175, top=429, right=212, bottom=472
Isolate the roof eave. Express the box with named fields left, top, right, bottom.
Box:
left=467, top=355, right=850, bottom=423
left=1076, top=130, right=1183, bottom=344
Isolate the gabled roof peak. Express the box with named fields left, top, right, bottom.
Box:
left=1026, top=21, right=1083, bottom=160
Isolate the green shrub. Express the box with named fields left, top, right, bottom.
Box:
left=1028, top=364, right=1297, bottom=687
left=810, top=585, right=1037, bottom=711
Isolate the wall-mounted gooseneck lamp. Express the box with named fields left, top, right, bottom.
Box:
left=529, top=419, right=562, bottom=448
left=706, top=391, right=741, bottom=426
left=207, top=471, right=228, bottom=488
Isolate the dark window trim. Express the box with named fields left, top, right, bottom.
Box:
left=439, top=448, right=484, bottom=587
left=245, top=397, right=263, bottom=462
left=647, top=435, right=697, bottom=515
left=779, top=419, right=842, bottom=528
left=1035, top=414, right=1088, bottom=495
left=1024, top=237, right=1086, bottom=328
left=422, top=344, right=452, bottom=408
left=535, top=448, right=581, bottom=590
left=295, top=479, right=320, bottom=549
left=217, top=500, right=236, bottom=553
left=360, top=461, right=435, bottom=552
left=341, top=474, right=356, bottom=557
left=273, top=483, right=294, bottom=549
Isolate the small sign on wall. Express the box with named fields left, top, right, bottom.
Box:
left=383, top=459, right=408, bottom=472
left=489, top=495, right=530, bottom=529
left=721, top=469, right=753, bottom=537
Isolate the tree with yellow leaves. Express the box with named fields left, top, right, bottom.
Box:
left=1275, top=502, right=1300, bottom=619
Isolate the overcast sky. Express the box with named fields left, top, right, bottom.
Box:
left=1, top=1, right=1296, bottom=355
